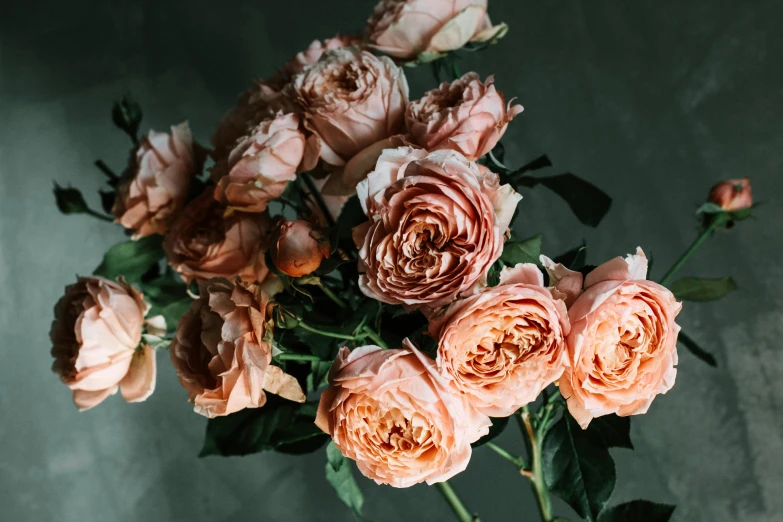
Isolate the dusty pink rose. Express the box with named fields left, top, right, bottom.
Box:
left=276, top=35, right=362, bottom=84
left=552, top=248, right=682, bottom=428
left=290, top=47, right=409, bottom=166
left=163, top=187, right=270, bottom=285
left=315, top=340, right=490, bottom=487
left=405, top=73, right=523, bottom=160
left=112, top=122, right=195, bottom=238
left=170, top=277, right=304, bottom=418
left=366, top=0, right=507, bottom=60
left=50, top=277, right=156, bottom=411
left=708, top=177, right=752, bottom=211
left=270, top=218, right=330, bottom=278
left=429, top=264, right=569, bottom=417
left=213, top=112, right=306, bottom=213
left=353, top=147, right=521, bottom=309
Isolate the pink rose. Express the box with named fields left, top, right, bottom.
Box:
left=112, top=122, right=195, bottom=238
left=170, top=277, right=305, bottom=418
left=50, top=277, right=156, bottom=411
left=315, top=341, right=490, bottom=487
left=366, top=0, right=507, bottom=60
left=213, top=112, right=306, bottom=213
left=276, top=35, right=362, bottom=84
left=552, top=248, right=682, bottom=428
left=163, top=187, right=270, bottom=284
left=429, top=264, right=570, bottom=417
left=708, top=177, right=752, bottom=211
left=405, top=73, right=523, bottom=160
left=354, top=147, right=521, bottom=309
left=290, top=47, right=409, bottom=166
left=270, top=218, right=330, bottom=278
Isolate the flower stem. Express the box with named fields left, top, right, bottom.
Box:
left=85, top=208, right=115, bottom=222
left=434, top=481, right=478, bottom=522
left=485, top=442, right=528, bottom=470
left=297, top=321, right=357, bottom=341
left=274, top=353, right=323, bottom=362
left=301, top=172, right=336, bottom=227
left=361, top=326, right=388, bottom=349
left=319, top=283, right=347, bottom=309
left=659, top=213, right=728, bottom=286
left=521, top=407, right=553, bottom=522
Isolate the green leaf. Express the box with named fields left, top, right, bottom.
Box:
left=598, top=500, right=675, bottom=522
left=501, top=234, right=543, bottom=266
left=543, top=413, right=616, bottom=521
left=93, top=235, right=165, bottom=283
left=669, top=277, right=737, bottom=302
left=588, top=415, right=633, bottom=449
left=53, top=183, right=89, bottom=215
left=326, top=441, right=366, bottom=520
left=517, top=173, right=611, bottom=228
left=472, top=416, right=510, bottom=448
left=696, top=202, right=725, bottom=215
left=307, top=360, right=332, bottom=392
left=140, top=334, right=170, bottom=351
left=555, top=242, right=587, bottom=270
left=677, top=331, right=717, bottom=367
left=336, top=196, right=366, bottom=241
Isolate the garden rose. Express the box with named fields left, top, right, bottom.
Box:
left=354, top=147, right=521, bottom=309
left=270, top=219, right=330, bottom=277
left=112, top=122, right=195, bottom=238
left=315, top=340, right=490, bottom=487
left=213, top=112, right=306, bottom=213
left=366, top=0, right=507, bottom=60
left=405, top=73, right=523, bottom=160
left=50, top=277, right=156, bottom=411
left=708, top=177, right=752, bottom=211
left=555, top=248, right=682, bottom=428
left=290, top=47, right=409, bottom=166
left=429, top=264, right=569, bottom=417
left=163, top=187, right=270, bottom=284
left=170, top=277, right=304, bottom=418
left=276, top=35, right=362, bottom=84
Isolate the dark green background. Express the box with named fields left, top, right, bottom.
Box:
left=1, top=1, right=781, bottom=521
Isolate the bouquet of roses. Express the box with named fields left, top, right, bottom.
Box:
left=50, top=1, right=756, bottom=520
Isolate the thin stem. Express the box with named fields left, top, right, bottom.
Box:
left=319, top=284, right=347, bottom=309
left=362, top=326, right=388, bottom=349
left=485, top=442, right=528, bottom=470
left=449, top=55, right=461, bottom=80
left=434, top=481, right=478, bottom=522
left=298, top=321, right=357, bottom=341
left=521, top=407, right=553, bottom=522
left=274, top=353, right=323, bottom=362
left=85, top=208, right=115, bottom=222
left=659, top=213, right=727, bottom=286
left=431, top=60, right=443, bottom=84
left=94, top=160, right=119, bottom=181
left=301, top=172, right=336, bottom=227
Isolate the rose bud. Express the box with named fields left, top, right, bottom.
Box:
left=315, top=341, right=490, bottom=487
left=270, top=219, right=331, bottom=278
left=112, top=122, right=195, bottom=238
left=708, top=177, right=752, bottom=211
left=170, top=277, right=305, bottom=418
left=50, top=277, right=156, bottom=411
left=405, top=73, right=523, bottom=161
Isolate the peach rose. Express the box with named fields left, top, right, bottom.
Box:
left=276, top=35, right=362, bottom=84
left=315, top=340, right=490, bottom=487
left=112, top=122, right=195, bottom=238
left=366, top=0, right=507, bottom=60
left=354, top=147, right=521, bottom=309
left=405, top=73, right=523, bottom=160
left=212, top=112, right=306, bottom=213
left=429, top=264, right=569, bottom=417
left=552, top=248, right=682, bottom=428
left=270, top=218, right=330, bottom=278
left=50, top=277, right=156, bottom=411
left=163, top=187, right=270, bottom=284
left=170, top=277, right=304, bottom=418
left=290, top=47, right=409, bottom=166
left=708, top=177, right=752, bottom=211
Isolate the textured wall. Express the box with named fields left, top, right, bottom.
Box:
left=1, top=1, right=781, bottom=521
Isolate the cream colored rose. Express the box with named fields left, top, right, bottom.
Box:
left=163, top=187, right=270, bottom=284
left=315, top=340, right=490, bottom=487
left=290, top=47, right=409, bottom=166
left=553, top=248, right=682, bottom=428
left=405, top=73, right=522, bottom=161
left=170, top=277, right=304, bottom=418
left=429, top=264, right=569, bottom=417
left=112, top=122, right=195, bottom=238
left=354, top=147, right=521, bottom=309
left=50, top=277, right=156, bottom=411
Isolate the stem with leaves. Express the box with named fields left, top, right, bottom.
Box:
left=434, top=481, right=479, bottom=522
left=520, top=406, right=554, bottom=522
left=659, top=213, right=728, bottom=285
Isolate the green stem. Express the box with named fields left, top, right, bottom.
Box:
left=432, top=60, right=443, bottom=84
left=319, top=284, right=347, bottom=309
left=301, top=172, right=336, bottom=227
left=274, top=353, right=323, bottom=362
left=659, top=213, right=727, bottom=286
left=298, top=321, right=357, bottom=341
left=85, top=208, right=115, bottom=222
left=521, top=407, right=553, bottom=522
left=362, top=326, right=388, bottom=349
left=485, top=442, right=528, bottom=470
left=434, top=481, right=478, bottom=522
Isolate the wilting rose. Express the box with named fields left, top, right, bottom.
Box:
left=270, top=219, right=330, bottom=277
left=163, top=187, right=270, bottom=284
left=316, top=340, right=490, bottom=487
left=405, top=73, right=522, bottom=160
left=170, top=277, right=304, bottom=418
left=50, top=277, right=156, bottom=411
left=213, top=112, right=306, bottom=213
left=276, top=35, right=362, bottom=84
left=112, top=122, right=195, bottom=238
left=366, top=0, right=507, bottom=60
left=354, top=147, right=521, bottom=309
left=554, top=248, right=682, bottom=428
left=429, top=264, right=569, bottom=417
left=708, top=177, right=752, bottom=211
left=290, top=47, right=409, bottom=166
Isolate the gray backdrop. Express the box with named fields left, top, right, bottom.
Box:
left=1, top=1, right=781, bottom=521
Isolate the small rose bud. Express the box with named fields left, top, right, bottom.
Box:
left=270, top=219, right=330, bottom=278
left=708, top=177, right=752, bottom=211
